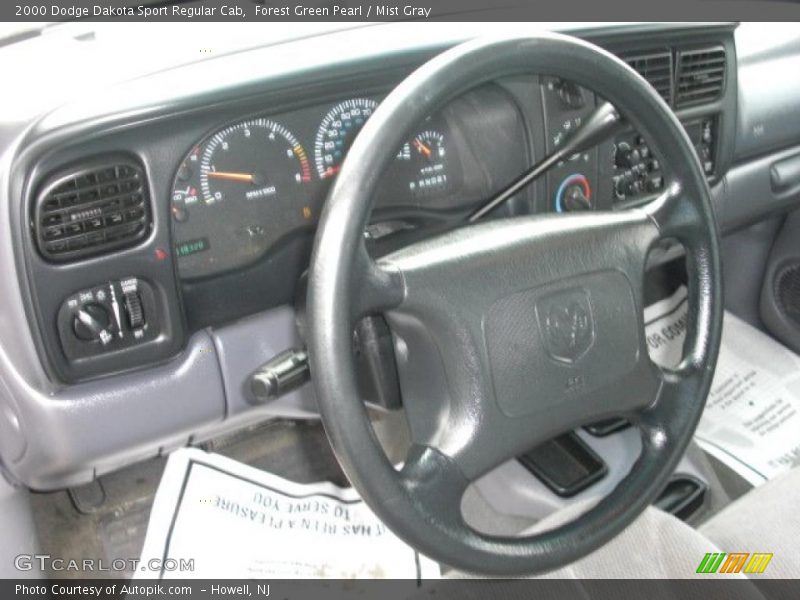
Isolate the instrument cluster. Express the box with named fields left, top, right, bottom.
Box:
left=170, top=88, right=526, bottom=279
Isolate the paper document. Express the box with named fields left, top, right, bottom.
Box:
left=645, top=286, right=800, bottom=486
left=137, top=448, right=440, bottom=579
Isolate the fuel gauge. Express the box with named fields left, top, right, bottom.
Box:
left=171, top=146, right=202, bottom=223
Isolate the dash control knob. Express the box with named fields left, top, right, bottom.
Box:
left=58, top=277, right=159, bottom=368
left=614, top=142, right=641, bottom=169
left=555, top=174, right=592, bottom=213
left=554, top=79, right=586, bottom=109
left=73, top=303, right=111, bottom=342
left=563, top=185, right=592, bottom=211
left=123, top=291, right=145, bottom=330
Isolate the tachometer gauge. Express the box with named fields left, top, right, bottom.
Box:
left=200, top=118, right=311, bottom=204
left=314, top=98, right=377, bottom=179
left=170, top=118, right=312, bottom=280
left=404, top=129, right=449, bottom=194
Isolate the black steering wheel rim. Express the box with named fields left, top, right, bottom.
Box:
left=307, top=33, right=722, bottom=575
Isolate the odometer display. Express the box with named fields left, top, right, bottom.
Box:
left=175, top=237, right=210, bottom=258
left=314, top=98, right=377, bottom=179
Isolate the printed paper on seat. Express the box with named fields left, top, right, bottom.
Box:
left=136, top=448, right=440, bottom=579
left=645, top=285, right=800, bottom=486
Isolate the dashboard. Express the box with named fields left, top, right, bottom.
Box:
left=6, top=22, right=800, bottom=491
left=166, top=82, right=718, bottom=283
left=16, top=25, right=741, bottom=386
left=169, top=87, right=528, bottom=279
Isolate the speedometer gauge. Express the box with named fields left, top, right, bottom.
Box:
left=314, top=98, right=377, bottom=179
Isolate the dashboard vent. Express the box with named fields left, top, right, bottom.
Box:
left=623, top=50, right=673, bottom=106
left=35, top=159, right=151, bottom=262
left=675, top=46, right=726, bottom=107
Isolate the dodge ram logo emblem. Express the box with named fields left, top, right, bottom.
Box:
left=537, top=289, right=594, bottom=363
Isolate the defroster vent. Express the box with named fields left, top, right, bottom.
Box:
left=35, top=158, right=151, bottom=262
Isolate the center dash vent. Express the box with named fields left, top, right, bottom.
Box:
left=34, top=158, right=151, bottom=262
left=675, top=46, right=726, bottom=108
left=623, top=50, right=673, bottom=106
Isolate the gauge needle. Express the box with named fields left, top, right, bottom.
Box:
left=322, top=165, right=341, bottom=179
left=206, top=171, right=257, bottom=184
left=413, top=139, right=432, bottom=158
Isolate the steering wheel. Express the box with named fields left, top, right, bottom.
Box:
left=306, top=33, right=722, bottom=575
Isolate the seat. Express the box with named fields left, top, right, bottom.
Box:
left=700, top=466, right=800, bottom=579
left=448, top=467, right=800, bottom=581
left=531, top=504, right=731, bottom=580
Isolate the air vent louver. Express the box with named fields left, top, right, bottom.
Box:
left=675, top=46, right=726, bottom=107
left=623, top=50, right=673, bottom=106
left=35, top=159, right=151, bottom=261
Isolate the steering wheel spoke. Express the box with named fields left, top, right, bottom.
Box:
left=644, top=178, right=710, bottom=244
left=350, top=244, right=406, bottom=320
left=637, top=361, right=705, bottom=439
left=400, top=444, right=471, bottom=522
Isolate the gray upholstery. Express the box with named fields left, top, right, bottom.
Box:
left=448, top=504, right=744, bottom=580
left=533, top=505, right=732, bottom=579
left=700, top=467, right=800, bottom=578
left=448, top=467, right=800, bottom=582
